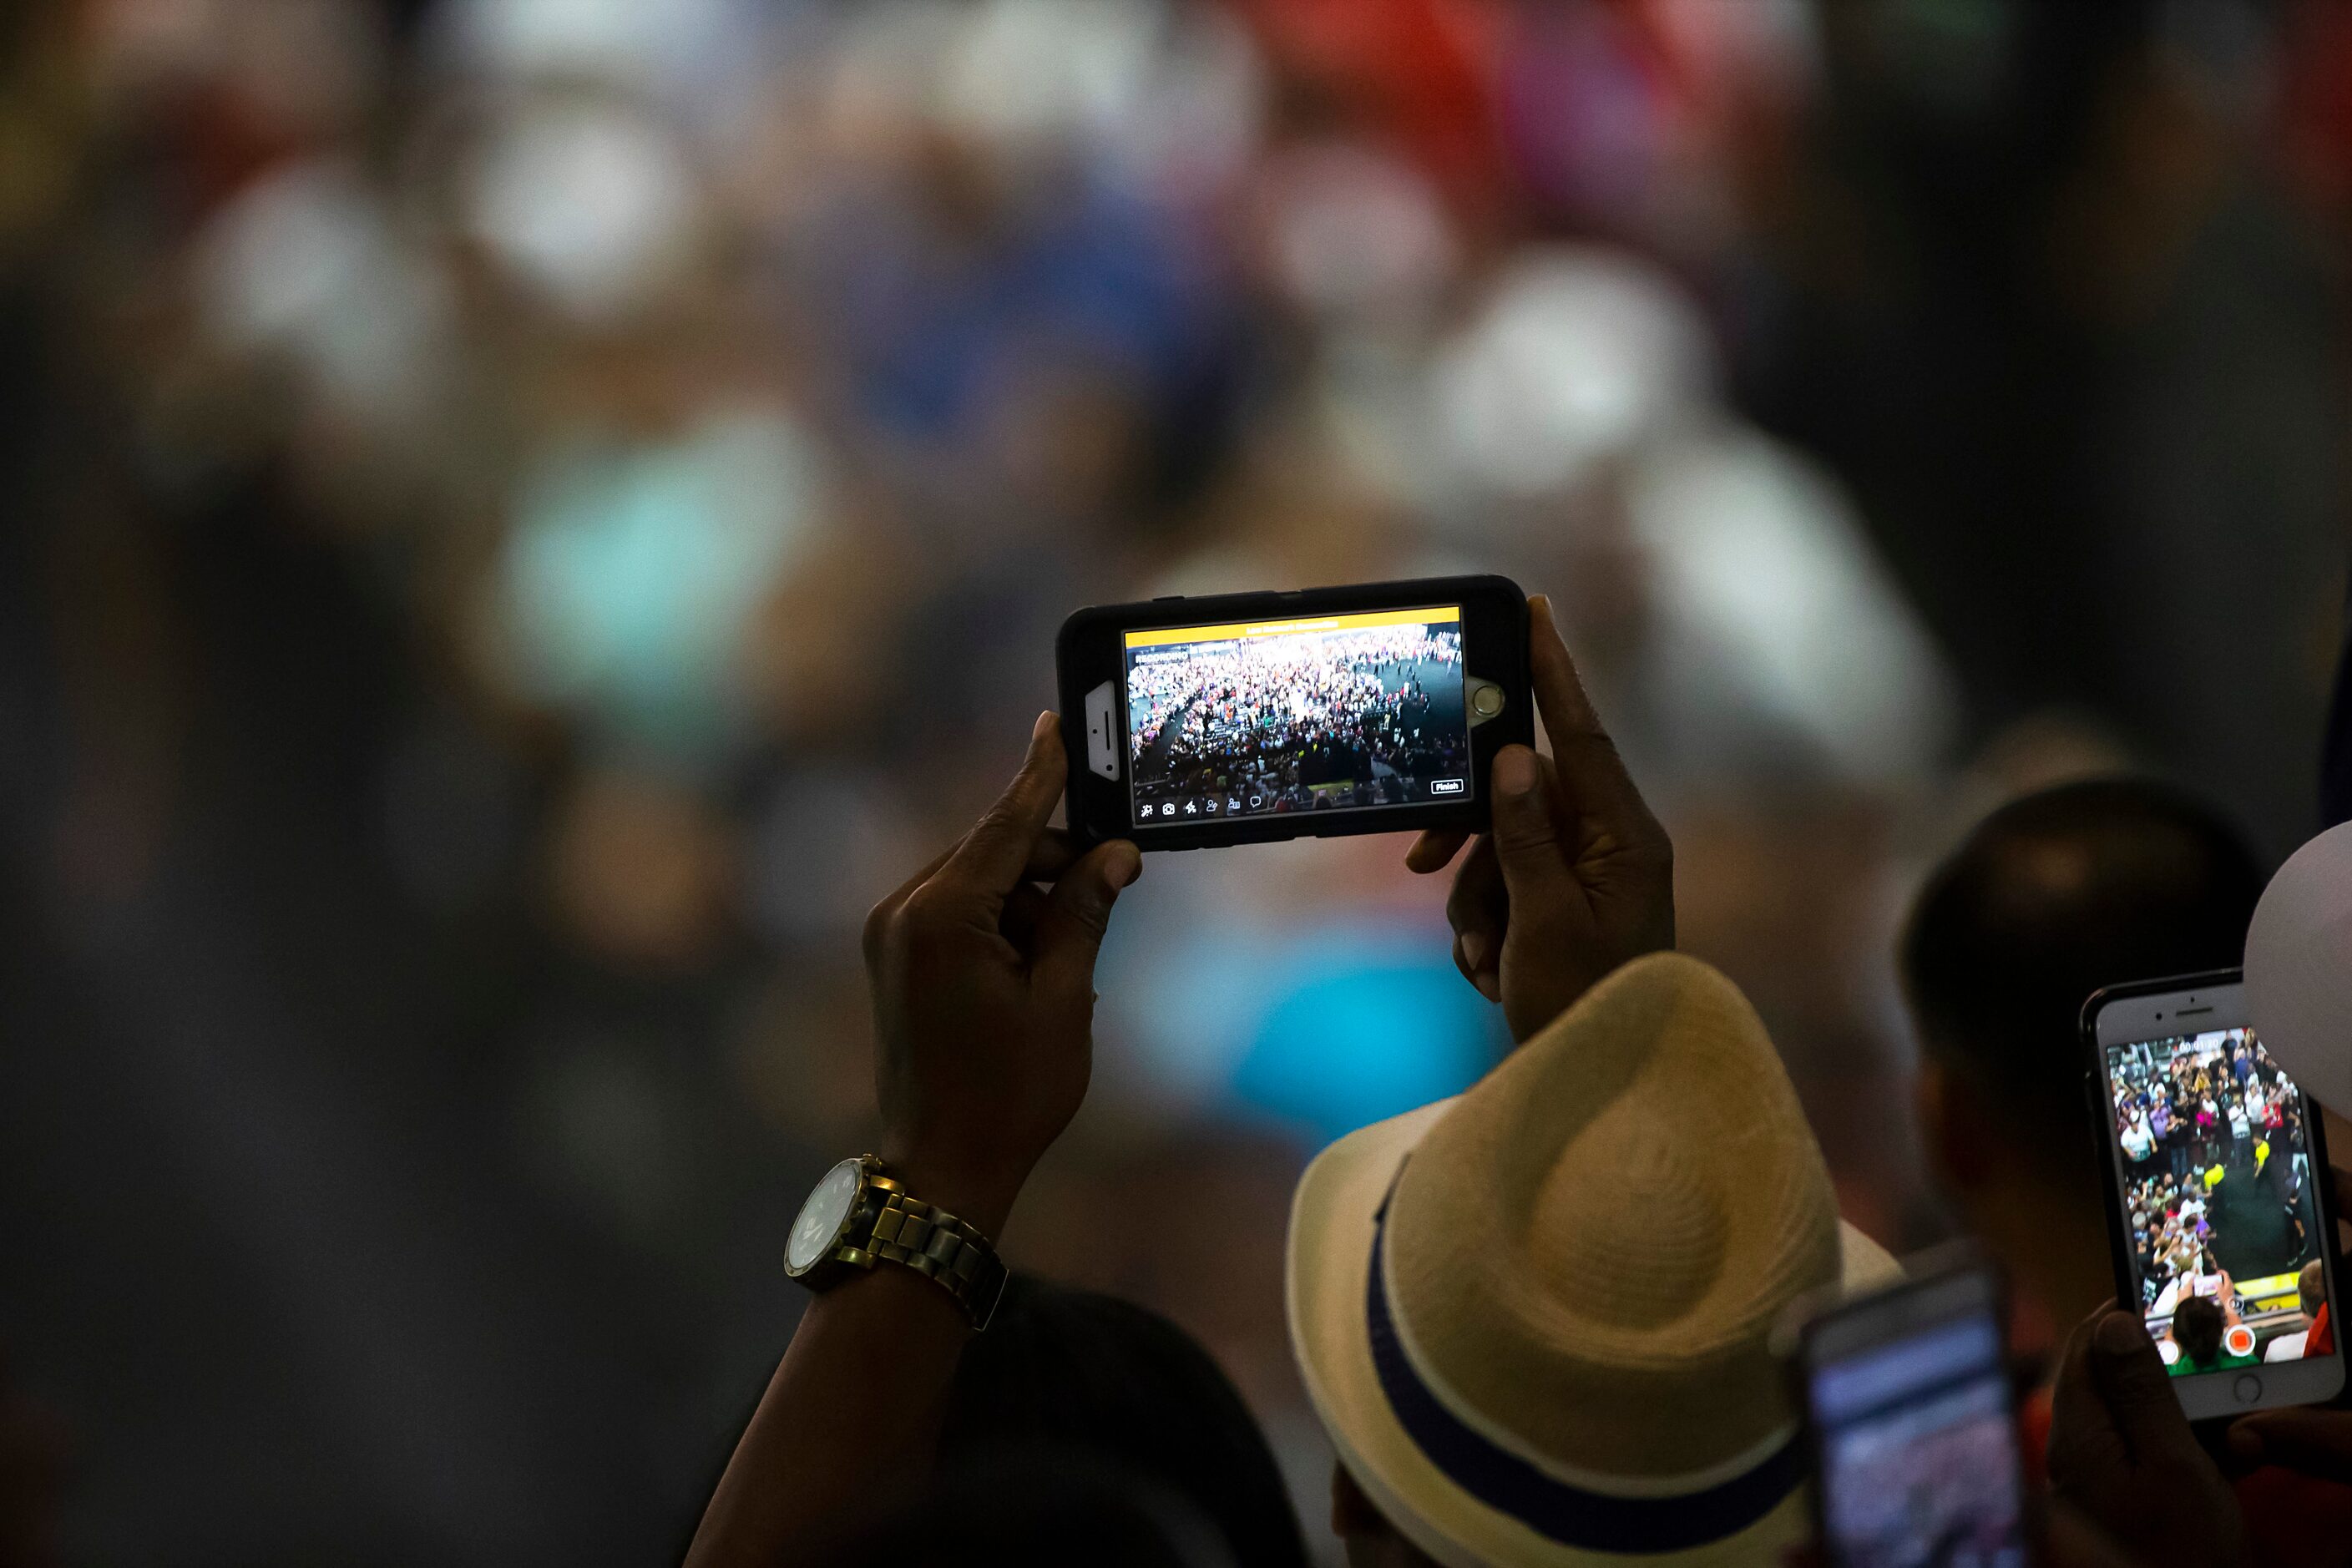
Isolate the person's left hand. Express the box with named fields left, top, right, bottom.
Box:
left=862, top=711, right=1141, bottom=1239
left=2047, top=1304, right=2246, bottom=1568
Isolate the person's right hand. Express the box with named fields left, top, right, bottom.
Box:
left=2047, top=1304, right=2246, bottom=1568
left=1404, top=594, right=1673, bottom=1042
left=862, top=711, right=1141, bottom=1241
left=2228, top=1405, right=2352, bottom=1480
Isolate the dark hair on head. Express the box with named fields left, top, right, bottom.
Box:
left=2172, top=1294, right=2225, bottom=1367
left=938, top=1274, right=1307, bottom=1568
left=1901, top=778, right=2264, bottom=1151
left=825, top=1454, right=1237, bottom=1568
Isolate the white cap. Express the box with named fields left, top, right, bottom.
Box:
left=2245, top=820, right=2352, bottom=1108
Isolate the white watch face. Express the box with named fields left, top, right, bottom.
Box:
left=787, top=1160, right=864, bottom=1273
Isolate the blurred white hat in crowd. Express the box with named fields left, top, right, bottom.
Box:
left=938, top=0, right=1164, bottom=153
left=463, top=99, right=704, bottom=322
left=437, top=0, right=784, bottom=126
left=1622, top=428, right=1957, bottom=788
left=1431, top=247, right=1717, bottom=499
left=1258, top=140, right=1458, bottom=326
left=1426, top=240, right=1951, bottom=788
left=194, top=158, right=453, bottom=422
left=829, top=0, right=1155, bottom=146
left=829, top=0, right=1259, bottom=186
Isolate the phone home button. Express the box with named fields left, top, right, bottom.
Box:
left=2234, top=1373, right=2263, bottom=1405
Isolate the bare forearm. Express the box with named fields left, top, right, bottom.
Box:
left=685, top=714, right=1126, bottom=1564
left=685, top=1268, right=971, bottom=1568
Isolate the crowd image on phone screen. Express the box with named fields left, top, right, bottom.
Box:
left=2107, top=1029, right=2329, bottom=1376
left=1123, top=609, right=1469, bottom=823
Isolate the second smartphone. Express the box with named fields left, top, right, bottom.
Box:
left=1794, top=1257, right=2031, bottom=1568
left=2085, top=970, right=2345, bottom=1420
left=1055, top=575, right=1532, bottom=850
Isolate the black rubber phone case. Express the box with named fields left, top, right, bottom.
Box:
left=1055, top=574, right=1532, bottom=850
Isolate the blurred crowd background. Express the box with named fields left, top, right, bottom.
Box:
left=2, top=0, right=2349, bottom=1561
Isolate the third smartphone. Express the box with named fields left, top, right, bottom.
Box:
left=2085, top=970, right=2345, bottom=1420
left=1796, top=1257, right=2031, bottom=1568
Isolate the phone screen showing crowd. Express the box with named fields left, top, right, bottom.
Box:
left=1121, top=606, right=1469, bottom=826
left=2104, top=1028, right=2329, bottom=1377
left=1811, top=1313, right=2027, bottom=1568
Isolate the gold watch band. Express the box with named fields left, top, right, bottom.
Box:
left=834, top=1174, right=1009, bottom=1331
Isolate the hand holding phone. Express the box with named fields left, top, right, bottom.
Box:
left=1796, top=1258, right=2031, bottom=1568
left=2046, top=1308, right=2245, bottom=1568
left=862, top=712, right=1141, bottom=1238
left=1404, top=594, right=1673, bottom=1042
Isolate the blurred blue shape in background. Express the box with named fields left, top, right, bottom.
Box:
left=1228, top=928, right=1505, bottom=1147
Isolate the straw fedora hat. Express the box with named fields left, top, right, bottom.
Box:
left=1287, top=952, right=1900, bottom=1568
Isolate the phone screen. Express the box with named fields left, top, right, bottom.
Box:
left=1120, top=605, right=1469, bottom=826
left=2099, top=1026, right=2329, bottom=1377
left=1807, top=1303, right=2027, bottom=1568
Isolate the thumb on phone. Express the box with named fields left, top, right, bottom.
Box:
left=2089, top=1311, right=2202, bottom=1463
left=1032, top=841, right=1141, bottom=997
left=2228, top=1408, right=2352, bottom=1482
left=1486, top=745, right=1566, bottom=904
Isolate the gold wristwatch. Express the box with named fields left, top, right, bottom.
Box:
left=782, top=1155, right=1008, bottom=1331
